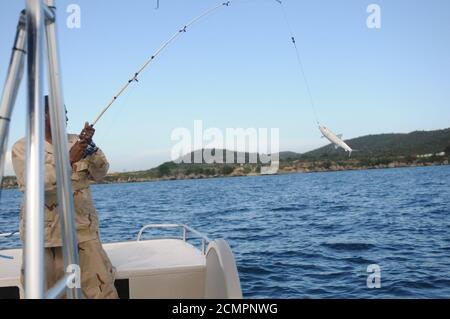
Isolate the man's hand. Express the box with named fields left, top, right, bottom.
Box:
left=69, top=140, right=88, bottom=167
left=79, top=122, right=95, bottom=143
left=70, top=122, right=98, bottom=167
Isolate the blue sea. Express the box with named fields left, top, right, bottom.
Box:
left=1, top=165, right=450, bottom=298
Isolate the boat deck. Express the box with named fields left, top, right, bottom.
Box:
left=0, top=239, right=207, bottom=298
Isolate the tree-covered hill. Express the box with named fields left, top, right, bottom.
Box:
left=2, top=127, right=449, bottom=188
left=300, top=128, right=450, bottom=160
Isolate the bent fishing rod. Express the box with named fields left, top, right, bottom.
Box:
left=91, top=0, right=321, bottom=128
left=91, top=1, right=232, bottom=127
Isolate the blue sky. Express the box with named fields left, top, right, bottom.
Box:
left=1, top=0, right=450, bottom=173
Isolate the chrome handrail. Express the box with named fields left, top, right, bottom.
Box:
left=45, top=273, right=87, bottom=299
left=24, top=0, right=46, bottom=298
left=137, top=224, right=211, bottom=254
left=45, top=274, right=70, bottom=299
left=0, top=0, right=81, bottom=299
left=44, top=0, right=81, bottom=299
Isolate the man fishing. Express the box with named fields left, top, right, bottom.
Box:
left=11, top=96, right=118, bottom=299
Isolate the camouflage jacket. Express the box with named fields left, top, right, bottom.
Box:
left=11, top=134, right=109, bottom=247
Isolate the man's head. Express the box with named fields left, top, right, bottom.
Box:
left=44, top=95, right=68, bottom=126
left=44, top=95, right=69, bottom=142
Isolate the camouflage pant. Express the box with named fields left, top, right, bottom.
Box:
left=21, top=239, right=118, bottom=299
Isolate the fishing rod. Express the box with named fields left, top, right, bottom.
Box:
left=273, top=0, right=320, bottom=126
left=91, top=1, right=232, bottom=127
left=92, top=0, right=321, bottom=128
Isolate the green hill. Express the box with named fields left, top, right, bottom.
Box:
left=97, top=127, right=450, bottom=183
left=300, top=128, right=450, bottom=160
left=2, top=127, right=450, bottom=188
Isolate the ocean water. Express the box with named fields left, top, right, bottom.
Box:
left=1, top=165, right=450, bottom=298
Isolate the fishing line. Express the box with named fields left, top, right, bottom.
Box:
left=273, top=0, right=320, bottom=125
left=92, top=0, right=321, bottom=128
left=91, top=1, right=233, bottom=127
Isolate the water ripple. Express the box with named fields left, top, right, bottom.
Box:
left=1, top=165, right=450, bottom=298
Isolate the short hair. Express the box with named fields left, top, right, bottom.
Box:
left=44, top=95, right=68, bottom=116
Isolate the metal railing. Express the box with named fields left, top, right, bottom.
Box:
left=137, top=224, right=211, bottom=255
left=0, top=0, right=81, bottom=299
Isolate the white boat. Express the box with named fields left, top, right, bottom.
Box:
left=0, top=1, right=243, bottom=299
left=0, top=224, right=242, bottom=299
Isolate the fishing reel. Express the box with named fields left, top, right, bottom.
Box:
left=83, top=140, right=98, bottom=158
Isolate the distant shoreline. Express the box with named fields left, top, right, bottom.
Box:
left=104, top=160, right=450, bottom=184
left=2, top=160, right=448, bottom=190
left=3, top=127, right=449, bottom=190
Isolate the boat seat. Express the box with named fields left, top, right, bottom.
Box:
left=104, top=239, right=207, bottom=298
